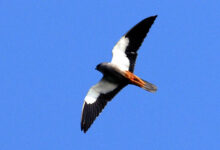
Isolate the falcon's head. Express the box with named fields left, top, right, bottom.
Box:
left=95, top=62, right=108, bottom=72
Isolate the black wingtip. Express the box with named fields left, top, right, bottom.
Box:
left=147, top=15, right=157, bottom=21
left=81, top=119, right=89, bottom=133
left=81, top=124, right=86, bottom=133
left=150, top=15, right=157, bottom=18
left=81, top=122, right=89, bottom=133
left=81, top=128, right=88, bottom=133
left=145, top=15, right=158, bottom=22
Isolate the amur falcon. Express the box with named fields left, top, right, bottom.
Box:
left=81, top=15, right=158, bottom=133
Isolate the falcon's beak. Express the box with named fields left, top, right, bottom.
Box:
left=95, top=64, right=101, bottom=71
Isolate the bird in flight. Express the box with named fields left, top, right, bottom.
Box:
left=81, top=15, right=158, bottom=133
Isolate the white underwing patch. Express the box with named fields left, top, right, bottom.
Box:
left=84, top=79, right=118, bottom=104
left=111, top=36, right=130, bottom=71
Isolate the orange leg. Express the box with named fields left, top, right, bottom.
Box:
left=124, top=71, right=146, bottom=87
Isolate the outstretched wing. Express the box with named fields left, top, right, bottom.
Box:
left=111, top=15, right=157, bottom=72
left=81, top=77, right=126, bottom=133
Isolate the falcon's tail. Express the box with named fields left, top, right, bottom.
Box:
left=124, top=71, right=157, bottom=93
left=140, top=79, right=157, bottom=93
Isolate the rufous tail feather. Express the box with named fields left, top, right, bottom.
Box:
left=140, top=79, right=157, bottom=93
left=124, top=71, right=157, bottom=93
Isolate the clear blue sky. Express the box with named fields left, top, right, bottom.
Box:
left=0, top=0, right=219, bottom=150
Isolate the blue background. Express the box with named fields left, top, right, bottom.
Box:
left=0, top=0, right=219, bottom=149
